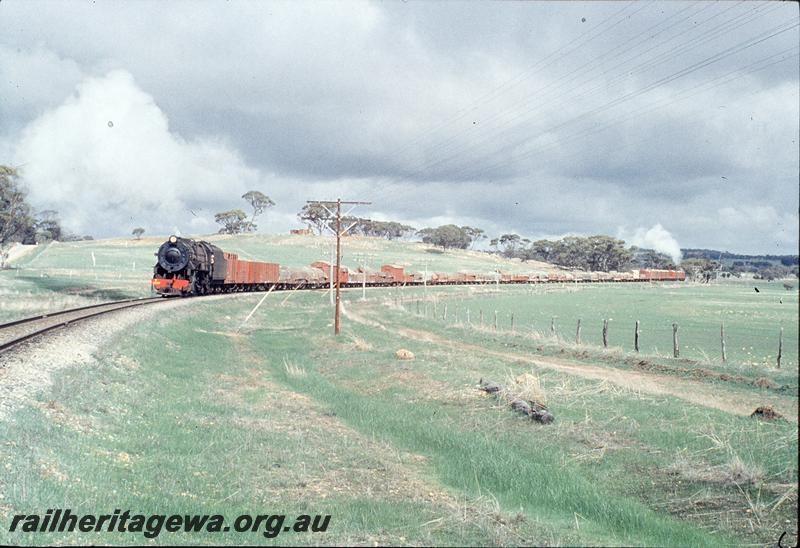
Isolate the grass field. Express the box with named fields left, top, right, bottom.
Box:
left=368, top=280, right=798, bottom=369
left=0, top=290, right=796, bottom=545
left=0, top=235, right=797, bottom=545
left=0, top=234, right=551, bottom=323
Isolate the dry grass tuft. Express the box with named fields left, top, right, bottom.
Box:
left=507, top=371, right=548, bottom=406
left=395, top=349, right=415, bottom=360
left=282, top=356, right=307, bottom=378
left=668, top=454, right=765, bottom=487
left=722, top=456, right=765, bottom=486
left=349, top=335, right=373, bottom=352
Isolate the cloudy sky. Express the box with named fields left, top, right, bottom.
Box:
left=1, top=1, right=798, bottom=256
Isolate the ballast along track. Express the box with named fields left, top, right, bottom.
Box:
left=0, top=298, right=166, bottom=355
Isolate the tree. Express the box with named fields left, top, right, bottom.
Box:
left=682, top=258, right=718, bottom=283
left=498, top=233, right=521, bottom=258
left=417, top=225, right=471, bottom=250
left=630, top=247, right=676, bottom=269
left=1, top=165, right=35, bottom=267
left=584, top=235, right=632, bottom=272
left=132, top=227, right=145, bottom=240
left=31, top=210, right=63, bottom=243
left=215, top=209, right=254, bottom=234
left=462, top=226, right=486, bottom=249
left=340, top=217, right=416, bottom=240
left=297, top=203, right=332, bottom=235
left=241, top=190, right=275, bottom=229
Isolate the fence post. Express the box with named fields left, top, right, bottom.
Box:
left=433, top=298, right=437, bottom=318
left=416, top=299, right=420, bottom=315
left=466, top=309, right=470, bottom=325
left=634, top=320, right=640, bottom=353
left=672, top=323, right=679, bottom=358
left=550, top=317, right=556, bottom=337
left=720, top=322, right=727, bottom=363
left=602, top=319, right=609, bottom=348
left=777, top=327, right=783, bottom=369
left=424, top=302, right=428, bottom=318
left=576, top=319, right=581, bottom=345
left=443, top=303, right=448, bottom=321
left=493, top=310, right=498, bottom=330
left=479, top=309, right=483, bottom=326
left=511, top=313, right=515, bottom=332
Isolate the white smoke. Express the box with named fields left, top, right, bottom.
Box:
left=12, top=70, right=264, bottom=237
left=624, top=224, right=682, bottom=264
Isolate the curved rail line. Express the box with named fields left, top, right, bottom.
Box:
left=0, top=297, right=166, bottom=355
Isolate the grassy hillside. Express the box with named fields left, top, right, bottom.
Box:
left=0, top=234, right=553, bottom=323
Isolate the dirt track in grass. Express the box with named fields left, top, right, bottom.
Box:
left=345, top=306, right=798, bottom=422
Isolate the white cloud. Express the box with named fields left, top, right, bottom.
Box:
left=13, top=70, right=266, bottom=237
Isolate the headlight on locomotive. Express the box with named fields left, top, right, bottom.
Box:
left=157, top=238, right=190, bottom=272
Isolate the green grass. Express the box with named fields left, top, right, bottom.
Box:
left=373, top=281, right=799, bottom=369
left=0, top=233, right=547, bottom=322
left=2, top=291, right=795, bottom=545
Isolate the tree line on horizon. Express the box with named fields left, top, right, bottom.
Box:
left=3, top=164, right=796, bottom=279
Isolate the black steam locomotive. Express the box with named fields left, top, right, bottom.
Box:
left=152, top=235, right=226, bottom=295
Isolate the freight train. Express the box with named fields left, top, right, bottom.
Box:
left=151, top=235, right=686, bottom=296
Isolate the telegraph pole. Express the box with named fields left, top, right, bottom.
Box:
left=307, top=199, right=371, bottom=335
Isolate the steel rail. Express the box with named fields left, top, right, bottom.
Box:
left=0, top=298, right=167, bottom=354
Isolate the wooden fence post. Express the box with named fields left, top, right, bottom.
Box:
left=433, top=298, right=438, bottom=318
left=720, top=322, right=727, bottom=363
left=416, top=300, right=420, bottom=315
left=443, top=303, right=448, bottom=321
left=493, top=310, right=498, bottom=330
left=479, top=309, right=483, bottom=326
left=550, top=317, right=556, bottom=337
left=672, top=323, right=679, bottom=358
left=576, top=319, right=581, bottom=345
left=777, top=327, right=783, bottom=369
left=602, top=319, right=609, bottom=348
left=634, top=320, right=640, bottom=353
left=511, top=313, right=515, bottom=332
left=466, top=309, right=470, bottom=325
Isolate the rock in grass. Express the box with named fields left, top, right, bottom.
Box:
left=530, top=409, right=555, bottom=424
left=750, top=406, right=783, bottom=421
left=479, top=380, right=503, bottom=394
left=395, top=349, right=415, bottom=360
left=510, top=399, right=532, bottom=414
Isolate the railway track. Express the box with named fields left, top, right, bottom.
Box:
left=0, top=297, right=167, bottom=355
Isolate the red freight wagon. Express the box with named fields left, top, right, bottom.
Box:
left=236, top=260, right=249, bottom=284
left=381, top=264, right=411, bottom=283
left=225, top=258, right=238, bottom=283
left=258, top=262, right=280, bottom=283
left=311, top=261, right=349, bottom=284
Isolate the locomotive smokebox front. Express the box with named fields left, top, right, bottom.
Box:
left=157, top=237, right=190, bottom=272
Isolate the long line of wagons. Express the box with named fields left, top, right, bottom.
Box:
left=152, top=235, right=686, bottom=296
